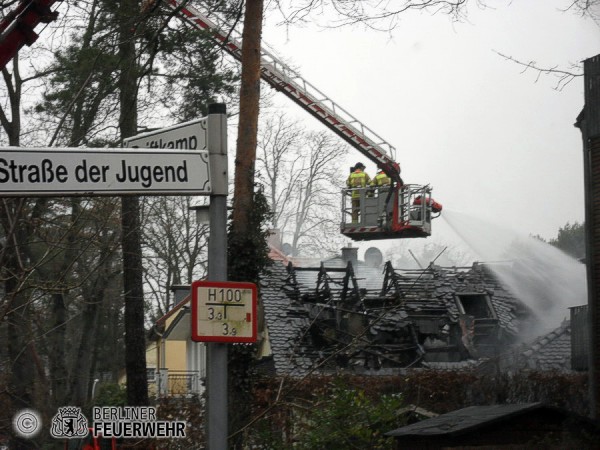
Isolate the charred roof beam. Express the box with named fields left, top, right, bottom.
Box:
left=315, top=263, right=333, bottom=302
left=340, top=260, right=361, bottom=305
left=381, top=261, right=404, bottom=300
left=283, top=262, right=301, bottom=302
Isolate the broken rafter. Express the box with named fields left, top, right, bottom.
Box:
left=284, top=262, right=301, bottom=302
left=381, top=261, right=403, bottom=300
left=385, top=264, right=439, bottom=302
left=315, top=263, right=333, bottom=302
left=340, top=261, right=361, bottom=305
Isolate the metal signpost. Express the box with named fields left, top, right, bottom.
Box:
left=203, top=104, right=230, bottom=450
left=126, top=105, right=231, bottom=450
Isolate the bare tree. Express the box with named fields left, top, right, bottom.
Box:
left=256, top=113, right=347, bottom=256
left=0, top=53, right=42, bottom=449
left=495, top=51, right=583, bottom=91
left=565, top=0, right=600, bottom=21
left=256, top=112, right=303, bottom=230
left=273, top=0, right=471, bottom=29
left=141, top=196, right=209, bottom=319
left=0, top=3, right=238, bottom=446
left=54, top=198, right=123, bottom=406
left=0, top=7, right=131, bottom=438
left=287, top=130, right=347, bottom=255
left=493, top=1, right=600, bottom=90
left=116, top=0, right=149, bottom=408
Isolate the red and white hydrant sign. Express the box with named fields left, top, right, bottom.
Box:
left=191, top=280, right=257, bottom=343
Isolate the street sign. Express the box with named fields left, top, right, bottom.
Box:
left=123, top=118, right=207, bottom=150
left=191, top=280, right=257, bottom=343
left=0, top=147, right=210, bottom=196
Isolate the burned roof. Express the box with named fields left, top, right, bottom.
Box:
left=520, top=320, right=572, bottom=372
left=260, top=258, right=535, bottom=377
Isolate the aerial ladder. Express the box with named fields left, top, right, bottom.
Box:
left=0, top=0, right=62, bottom=69
left=0, top=0, right=441, bottom=240
left=166, top=1, right=442, bottom=241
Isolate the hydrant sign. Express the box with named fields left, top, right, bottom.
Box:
left=0, top=147, right=211, bottom=196
left=191, top=281, right=258, bottom=343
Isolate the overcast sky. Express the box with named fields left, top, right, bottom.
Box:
left=258, top=1, right=599, bottom=254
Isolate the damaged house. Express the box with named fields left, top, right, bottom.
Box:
left=260, top=246, right=537, bottom=376
left=149, top=244, right=571, bottom=396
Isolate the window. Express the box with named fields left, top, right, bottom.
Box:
left=146, top=367, right=157, bottom=382
left=455, top=293, right=496, bottom=320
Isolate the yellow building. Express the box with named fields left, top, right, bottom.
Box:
left=149, top=287, right=206, bottom=397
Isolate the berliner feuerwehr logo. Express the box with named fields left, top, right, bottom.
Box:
left=50, top=406, right=88, bottom=438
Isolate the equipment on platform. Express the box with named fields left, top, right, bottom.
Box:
left=341, top=184, right=443, bottom=240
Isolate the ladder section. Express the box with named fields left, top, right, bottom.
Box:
left=166, top=0, right=401, bottom=182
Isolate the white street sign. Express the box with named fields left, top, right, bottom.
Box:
left=123, top=118, right=207, bottom=150
left=0, top=147, right=211, bottom=196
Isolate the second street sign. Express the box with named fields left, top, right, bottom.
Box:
left=123, top=118, right=207, bottom=150
left=0, top=147, right=211, bottom=196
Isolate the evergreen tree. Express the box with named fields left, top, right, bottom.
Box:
left=549, top=222, right=586, bottom=260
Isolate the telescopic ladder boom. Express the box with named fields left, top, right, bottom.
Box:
left=166, top=0, right=402, bottom=183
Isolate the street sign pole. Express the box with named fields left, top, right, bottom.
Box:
left=206, top=103, right=228, bottom=450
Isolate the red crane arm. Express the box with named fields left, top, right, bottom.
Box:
left=0, top=0, right=61, bottom=70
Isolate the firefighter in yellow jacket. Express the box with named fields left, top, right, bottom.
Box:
left=346, top=162, right=371, bottom=223
left=370, top=167, right=391, bottom=188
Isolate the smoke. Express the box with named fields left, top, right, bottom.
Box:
left=442, top=209, right=586, bottom=335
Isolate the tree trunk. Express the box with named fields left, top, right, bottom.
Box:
left=69, top=282, right=103, bottom=405
left=118, top=0, right=148, bottom=407
left=6, top=224, right=36, bottom=450
left=49, top=292, right=68, bottom=405
left=1, top=56, right=37, bottom=450
left=229, top=2, right=265, bottom=448
left=232, top=0, right=264, bottom=234
left=48, top=198, right=82, bottom=407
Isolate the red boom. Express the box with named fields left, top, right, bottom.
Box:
left=0, top=0, right=61, bottom=69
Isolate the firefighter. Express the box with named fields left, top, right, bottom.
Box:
left=410, top=195, right=443, bottom=221
left=370, top=166, right=391, bottom=189
left=346, top=162, right=371, bottom=223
